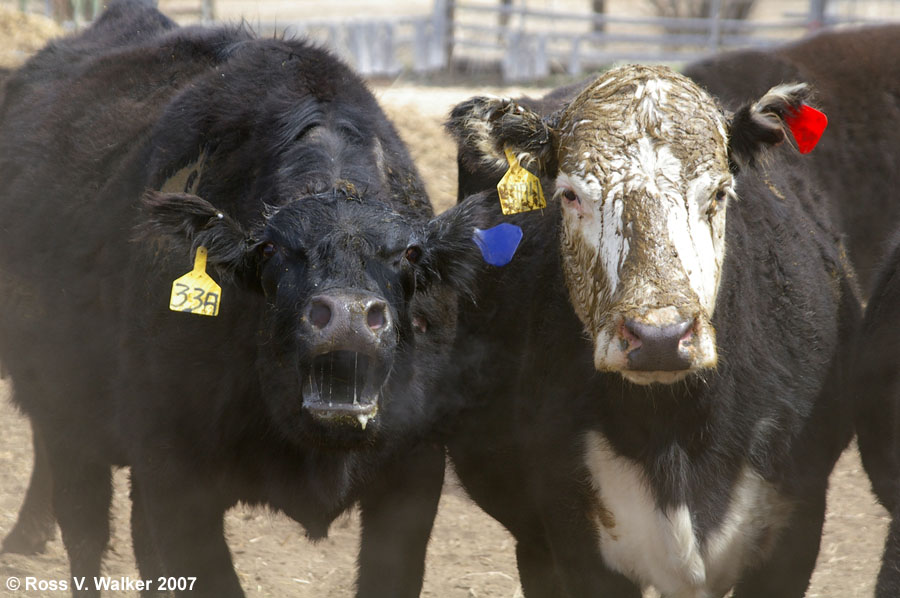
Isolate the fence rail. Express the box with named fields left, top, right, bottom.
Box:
left=5, top=0, right=900, bottom=81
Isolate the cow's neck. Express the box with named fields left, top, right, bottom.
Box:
left=582, top=429, right=790, bottom=598
left=591, top=374, right=749, bottom=526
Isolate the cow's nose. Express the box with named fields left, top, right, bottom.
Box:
left=304, top=292, right=393, bottom=345
left=622, top=318, right=694, bottom=372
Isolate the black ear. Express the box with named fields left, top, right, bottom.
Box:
left=138, top=190, right=254, bottom=281
left=728, top=82, right=813, bottom=170
left=415, top=196, right=494, bottom=299
left=446, top=96, right=559, bottom=181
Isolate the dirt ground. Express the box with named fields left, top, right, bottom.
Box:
left=0, top=383, right=892, bottom=598
left=0, top=6, right=61, bottom=68
left=0, top=31, right=893, bottom=598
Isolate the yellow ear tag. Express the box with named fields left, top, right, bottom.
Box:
left=169, top=246, right=221, bottom=317
left=496, top=148, right=546, bottom=215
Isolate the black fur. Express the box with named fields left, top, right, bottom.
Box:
left=848, top=232, right=900, bottom=597
left=443, top=78, right=860, bottom=596
left=0, top=2, right=485, bottom=596
left=684, top=24, right=900, bottom=293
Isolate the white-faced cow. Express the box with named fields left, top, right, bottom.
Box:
left=0, top=1, right=487, bottom=596
left=443, top=64, right=859, bottom=597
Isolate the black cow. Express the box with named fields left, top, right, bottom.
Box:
left=849, top=233, right=900, bottom=597
left=0, top=2, right=485, bottom=596
left=443, top=65, right=859, bottom=596
left=0, top=424, right=54, bottom=555
left=0, top=65, right=56, bottom=559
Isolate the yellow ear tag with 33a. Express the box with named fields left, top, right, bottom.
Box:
left=169, top=246, right=221, bottom=316
left=497, top=148, right=546, bottom=215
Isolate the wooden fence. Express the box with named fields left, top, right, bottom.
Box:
left=444, top=0, right=900, bottom=80
left=5, top=0, right=900, bottom=80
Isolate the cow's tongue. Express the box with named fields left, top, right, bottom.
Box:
left=301, top=350, right=381, bottom=429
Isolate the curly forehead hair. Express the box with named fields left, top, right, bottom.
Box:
left=557, top=65, right=730, bottom=177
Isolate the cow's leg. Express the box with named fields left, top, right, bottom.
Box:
left=877, top=507, right=900, bottom=598
left=515, top=539, right=566, bottom=598
left=45, top=440, right=112, bottom=598
left=731, top=493, right=826, bottom=598
left=129, top=474, right=170, bottom=598
left=545, top=524, right=642, bottom=598
left=855, top=368, right=900, bottom=512
left=356, top=442, right=444, bottom=598
left=2, top=422, right=56, bottom=554
left=535, top=453, right=642, bottom=598
left=132, top=464, right=243, bottom=598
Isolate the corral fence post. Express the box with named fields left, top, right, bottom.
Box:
left=201, top=0, right=215, bottom=24
left=708, top=0, right=723, bottom=51
left=348, top=22, right=400, bottom=76
left=501, top=29, right=550, bottom=82
left=431, top=0, right=452, bottom=70
left=808, top=0, right=827, bottom=29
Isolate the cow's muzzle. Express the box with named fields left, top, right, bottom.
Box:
left=299, top=290, right=395, bottom=429
left=595, top=307, right=717, bottom=385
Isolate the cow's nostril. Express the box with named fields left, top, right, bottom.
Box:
left=621, top=320, right=641, bottom=347
left=309, top=301, right=332, bottom=330
left=366, top=303, right=386, bottom=331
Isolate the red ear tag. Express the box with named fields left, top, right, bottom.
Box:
left=784, top=104, right=827, bottom=154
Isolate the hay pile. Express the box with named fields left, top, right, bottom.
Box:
left=0, top=5, right=62, bottom=68
left=381, top=101, right=459, bottom=214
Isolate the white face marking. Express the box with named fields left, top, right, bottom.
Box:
left=555, top=65, right=732, bottom=381
left=583, top=431, right=791, bottom=597
left=557, top=170, right=627, bottom=298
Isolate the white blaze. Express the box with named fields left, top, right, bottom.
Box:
left=583, top=431, right=791, bottom=597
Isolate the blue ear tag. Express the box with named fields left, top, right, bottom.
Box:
left=472, top=223, right=523, bottom=267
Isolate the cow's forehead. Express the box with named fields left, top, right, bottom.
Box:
left=558, top=65, right=729, bottom=178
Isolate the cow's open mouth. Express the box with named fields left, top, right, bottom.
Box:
left=301, top=350, right=383, bottom=429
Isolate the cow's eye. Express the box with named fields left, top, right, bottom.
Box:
left=405, top=245, right=423, bottom=264
left=561, top=188, right=580, bottom=204
left=259, top=241, right=277, bottom=259
left=707, top=189, right=728, bottom=218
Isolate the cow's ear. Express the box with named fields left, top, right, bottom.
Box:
left=728, top=82, right=814, bottom=170
left=414, top=195, right=495, bottom=298
left=446, top=96, right=560, bottom=181
left=138, top=190, right=254, bottom=282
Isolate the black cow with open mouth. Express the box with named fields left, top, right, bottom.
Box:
left=0, top=1, right=485, bottom=596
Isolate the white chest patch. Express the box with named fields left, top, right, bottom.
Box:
left=582, top=432, right=791, bottom=598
